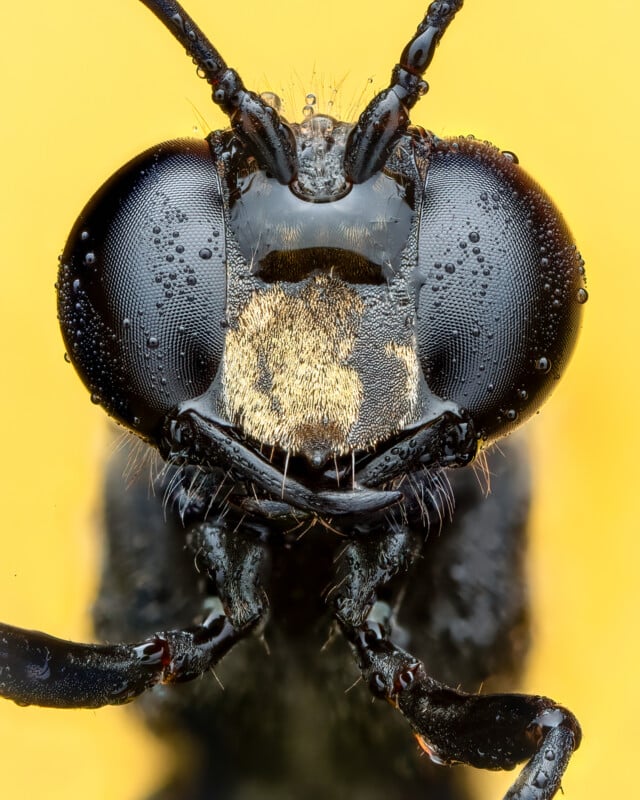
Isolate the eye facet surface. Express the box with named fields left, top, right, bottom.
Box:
left=415, top=138, right=585, bottom=443
left=58, top=140, right=228, bottom=439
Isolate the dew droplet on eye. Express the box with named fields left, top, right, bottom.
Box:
left=534, top=356, right=551, bottom=373
left=576, top=287, right=589, bottom=304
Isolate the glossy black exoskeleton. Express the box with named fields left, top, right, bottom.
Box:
left=0, top=2, right=586, bottom=798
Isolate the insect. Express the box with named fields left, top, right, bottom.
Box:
left=0, top=0, right=586, bottom=797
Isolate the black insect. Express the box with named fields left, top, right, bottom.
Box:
left=0, top=1, right=586, bottom=798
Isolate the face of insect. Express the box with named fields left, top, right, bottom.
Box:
left=1, top=1, right=587, bottom=798
left=57, top=103, right=585, bottom=489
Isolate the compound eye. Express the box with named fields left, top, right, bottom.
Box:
left=415, top=139, right=586, bottom=442
left=57, top=140, right=228, bottom=441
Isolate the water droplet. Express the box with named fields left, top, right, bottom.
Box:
left=469, top=231, right=480, bottom=243
left=444, top=262, right=455, bottom=274
left=147, top=336, right=160, bottom=350
left=63, top=352, right=71, bottom=363
left=535, top=356, right=551, bottom=373
left=532, top=771, right=548, bottom=789
left=186, top=275, right=197, bottom=286
left=199, top=247, right=212, bottom=260
left=501, top=150, right=519, bottom=163
left=83, top=252, right=96, bottom=266
left=90, top=393, right=101, bottom=405
left=305, top=92, right=317, bottom=106
left=505, top=409, right=518, bottom=421
left=260, top=91, right=282, bottom=111
left=80, top=230, right=90, bottom=241
left=576, top=287, right=589, bottom=304
left=152, top=226, right=161, bottom=235
left=122, top=318, right=131, bottom=329
left=302, top=104, right=314, bottom=117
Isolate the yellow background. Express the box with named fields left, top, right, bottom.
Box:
left=0, top=0, right=634, bottom=797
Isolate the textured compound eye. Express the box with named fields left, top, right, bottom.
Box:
left=415, top=138, right=585, bottom=443
left=57, top=140, right=228, bottom=440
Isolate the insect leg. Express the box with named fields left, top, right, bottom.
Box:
left=0, top=483, right=270, bottom=710
left=187, top=521, right=270, bottom=631
left=331, top=452, right=581, bottom=800
left=0, top=611, right=246, bottom=709
left=330, top=525, right=422, bottom=628
left=342, top=616, right=580, bottom=800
